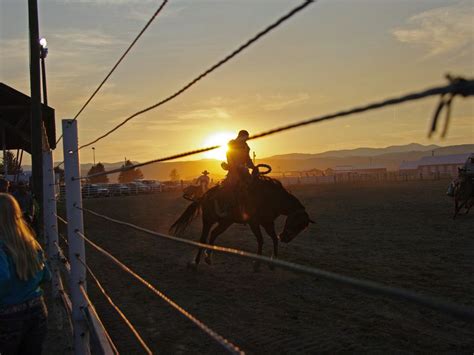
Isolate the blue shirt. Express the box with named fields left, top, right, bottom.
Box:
left=0, top=241, right=51, bottom=307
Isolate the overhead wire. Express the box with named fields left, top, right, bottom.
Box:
left=77, top=0, right=315, bottom=151
left=55, top=0, right=169, bottom=146
left=81, top=77, right=474, bottom=180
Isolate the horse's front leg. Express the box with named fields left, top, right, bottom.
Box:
left=262, top=222, right=278, bottom=270
left=204, top=220, right=233, bottom=265
left=454, top=199, right=466, bottom=220
left=249, top=222, right=264, bottom=272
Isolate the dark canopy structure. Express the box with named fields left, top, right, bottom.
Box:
left=0, top=82, right=56, bottom=153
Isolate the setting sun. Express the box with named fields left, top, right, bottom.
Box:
left=203, top=132, right=235, bottom=161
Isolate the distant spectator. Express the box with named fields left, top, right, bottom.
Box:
left=0, top=193, right=50, bottom=355
left=196, top=170, right=210, bottom=195
left=12, top=181, right=34, bottom=225
left=0, top=178, right=9, bottom=193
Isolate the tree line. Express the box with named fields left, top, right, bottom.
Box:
left=86, top=160, right=143, bottom=184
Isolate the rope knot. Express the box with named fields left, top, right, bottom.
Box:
left=429, top=75, right=473, bottom=138
left=446, top=75, right=473, bottom=97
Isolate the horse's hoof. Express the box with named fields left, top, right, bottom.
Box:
left=204, top=255, right=212, bottom=265
left=187, top=262, right=198, bottom=271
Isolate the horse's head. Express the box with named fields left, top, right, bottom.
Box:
left=279, top=209, right=314, bottom=243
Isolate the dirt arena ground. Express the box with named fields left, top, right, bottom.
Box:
left=55, top=179, right=474, bottom=354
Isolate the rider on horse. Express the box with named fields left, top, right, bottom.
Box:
left=226, top=130, right=255, bottom=185
left=219, top=130, right=255, bottom=217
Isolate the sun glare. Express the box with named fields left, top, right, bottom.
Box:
left=203, top=132, right=235, bottom=161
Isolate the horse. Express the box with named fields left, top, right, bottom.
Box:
left=452, top=169, right=474, bottom=219
left=170, top=167, right=314, bottom=271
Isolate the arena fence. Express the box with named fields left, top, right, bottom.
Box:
left=47, top=119, right=474, bottom=355
left=39, top=1, right=474, bottom=353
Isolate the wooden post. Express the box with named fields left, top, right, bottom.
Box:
left=28, top=0, right=44, bottom=232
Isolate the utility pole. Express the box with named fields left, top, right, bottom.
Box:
left=28, top=0, right=44, bottom=226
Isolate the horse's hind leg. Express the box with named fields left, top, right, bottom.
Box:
left=249, top=222, right=264, bottom=272
left=204, top=220, right=232, bottom=265
left=191, top=220, right=212, bottom=269
left=262, top=222, right=278, bottom=271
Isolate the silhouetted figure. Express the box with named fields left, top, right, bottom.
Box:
left=196, top=170, right=210, bottom=195
left=0, top=179, right=9, bottom=193
left=220, top=130, right=255, bottom=215
left=182, top=171, right=211, bottom=202
left=225, top=130, right=255, bottom=186
left=12, top=182, right=34, bottom=225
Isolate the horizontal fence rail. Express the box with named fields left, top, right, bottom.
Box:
left=81, top=76, right=474, bottom=180
left=74, top=230, right=244, bottom=354
left=76, top=256, right=153, bottom=355
left=79, top=285, right=118, bottom=355
left=79, top=206, right=474, bottom=322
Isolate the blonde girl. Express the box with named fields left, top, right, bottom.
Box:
left=0, top=193, right=50, bottom=355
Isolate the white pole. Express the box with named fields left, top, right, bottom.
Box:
left=62, top=119, right=90, bottom=355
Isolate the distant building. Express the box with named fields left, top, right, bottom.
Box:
left=400, top=153, right=472, bottom=177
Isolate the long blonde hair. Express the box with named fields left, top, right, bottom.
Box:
left=0, top=193, right=43, bottom=280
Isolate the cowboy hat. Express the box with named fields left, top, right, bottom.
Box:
left=202, top=170, right=210, bottom=175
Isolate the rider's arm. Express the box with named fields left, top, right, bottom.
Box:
left=245, top=144, right=255, bottom=169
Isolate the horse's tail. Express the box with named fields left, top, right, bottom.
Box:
left=169, top=200, right=201, bottom=236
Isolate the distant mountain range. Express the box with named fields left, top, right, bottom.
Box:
left=262, top=143, right=474, bottom=173
left=267, top=143, right=441, bottom=160
left=43, top=143, right=473, bottom=182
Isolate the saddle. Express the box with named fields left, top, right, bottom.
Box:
left=213, top=164, right=272, bottom=219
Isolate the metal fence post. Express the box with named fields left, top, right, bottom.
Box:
left=62, top=119, right=90, bottom=355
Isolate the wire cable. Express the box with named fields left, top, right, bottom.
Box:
left=81, top=77, right=474, bottom=180
left=76, top=256, right=153, bottom=355
left=77, top=0, right=315, bottom=151
left=75, top=230, right=244, bottom=354
left=79, top=205, right=474, bottom=322
left=55, top=0, right=169, bottom=145
left=56, top=213, right=68, bottom=226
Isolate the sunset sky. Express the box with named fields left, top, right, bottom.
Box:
left=1, top=0, right=473, bottom=164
